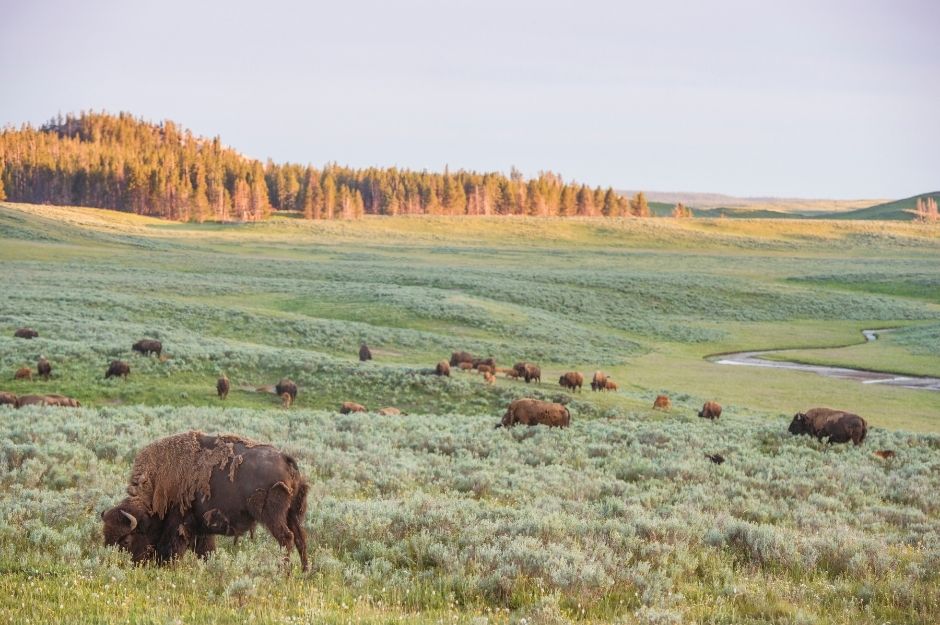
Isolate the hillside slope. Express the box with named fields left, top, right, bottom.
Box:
left=820, top=191, right=940, bottom=221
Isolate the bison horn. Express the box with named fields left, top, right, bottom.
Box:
left=120, top=510, right=138, bottom=530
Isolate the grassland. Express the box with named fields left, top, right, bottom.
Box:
left=0, top=202, right=939, bottom=624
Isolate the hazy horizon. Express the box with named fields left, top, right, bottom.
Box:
left=2, top=0, right=938, bottom=199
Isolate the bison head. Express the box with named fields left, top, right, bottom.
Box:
left=495, top=409, right=515, bottom=429
left=788, top=413, right=811, bottom=436
left=102, top=498, right=159, bottom=563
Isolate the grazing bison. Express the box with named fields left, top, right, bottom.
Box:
left=698, top=401, right=722, bottom=421
left=503, top=368, right=520, bottom=379
left=604, top=379, right=618, bottom=391
left=591, top=371, right=607, bottom=391
left=788, top=408, right=867, bottom=445
left=40, top=394, right=81, bottom=407
left=105, top=360, right=131, bottom=379
left=653, top=395, right=671, bottom=410
left=14, top=394, right=46, bottom=407
left=477, top=364, right=495, bottom=375
left=14, top=328, right=38, bottom=339
left=497, top=398, right=570, bottom=428
left=275, top=378, right=298, bottom=402
left=483, top=372, right=496, bottom=385
left=450, top=351, right=474, bottom=366
left=14, top=367, right=32, bottom=381
left=458, top=362, right=474, bottom=371
left=558, top=372, right=583, bottom=392
left=102, top=431, right=309, bottom=571
left=378, top=407, right=403, bottom=416
left=217, top=375, right=230, bottom=400
left=132, top=339, right=163, bottom=357
left=522, top=364, right=541, bottom=384
left=435, top=361, right=451, bottom=377
left=359, top=343, right=372, bottom=362
left=0, top=392, right=17, bottom=407
left=472, top=357, right=496, bottom=370
left=873, top=450, right=895, bottom=460
left=37, top=357, right=52, bottom=380
left=705, top=453, right=725, bottom=465
left=340, top=401, right=367, bottom=414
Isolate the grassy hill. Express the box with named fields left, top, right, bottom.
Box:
left=1, top=202, right=939, bottom=624
left=820, top=191, right=940, bottom=221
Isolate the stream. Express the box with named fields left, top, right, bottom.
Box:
left=711, top=329, right=940, bottom=392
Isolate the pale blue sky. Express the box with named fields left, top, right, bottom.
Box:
left=1, top=0, right=937, bottom=198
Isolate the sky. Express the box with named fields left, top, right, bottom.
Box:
left=1, top=0, right=938, bottom=198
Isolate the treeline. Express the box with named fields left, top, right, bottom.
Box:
left=0, top=112, right=652, bottom=221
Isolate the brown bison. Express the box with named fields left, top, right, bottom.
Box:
left=496, top=398, right=570, bottom=428
left=483, top=372, right=496, bottom=385
left=14, top=328, right=38, bottom=339
left=472, top=357, right=496, bottom=370
left=39, top=394, right=81, bottom=407
left=477, top=364, right=495, bottom=375
left=340, top=401, right=367, bottom=414
left=37, top=357, right=51, bottom=380
left=14, top=367, right=31, bottom=381
left=378, top=407, right=404, bottom=416
left=359, top=343, right=372, bottom=362
left=604, top=379, right=618, bottom=391
left=450, top=351, right=474, bottom=366
left=591, top=371, right=607, bottom=391
left=698, top=401, right=722, bottom=421
left=503, top=368, right=520, bottom=379
left=653, top=395, right=671, bottom=410
left=101, top=431, right=309, bottom=570
left=217, top=375, right=230, bottom=400
left=14, top=394, right=45, bottom=407
left=435, top=361, right=451, bottom=377
left=0, top=392, right=17, bottom=407
left=458, top=362, right=474, bottom=371
left=873, top=450, right=895, bottom=460
left=558, top=372, right=583, bottom=392
left=106, top=360, right=130, bottom=379
left=275, top=378, right=298, bottom=402
left=788, top=408, right=867, bottom=445
left=523, top=364, right=541, bottom=384
left=132, top=339, right=163, bottom=357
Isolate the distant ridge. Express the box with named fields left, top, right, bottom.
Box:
left=819, top=192, right=940, bottom=221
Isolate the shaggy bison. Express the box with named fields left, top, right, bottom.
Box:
left=14, top=367, right=31, bottom=381
left=37, top=357, right=51, bottom=380
left=132, top=339, right=163, bottom=357
left=0, top=392, right=17, bottom=407
left=698, top=401, right=722, bottom=421
left=558, top=371, right=584, bottom=392
left=340, top=401, right=367, bottom=414
left=514, top=363, right=540, bottom=384
left=653, top=395, right=671, bottom=410
left=102, top=431, right=309, bottom=571
left=217, top=375, right=230, bottom=400
left=435, top=361, right=451, bottom=377
left=106, top=360, right=131, bottom=379
left=450, top=351, right=474, bottom=366
left=14, top=328, right=38, bottom=339
left=359, top=343, right=372, bottom=362
left=497, top=398, right=570, bottom=428
left=275, top=378, right=298, bottom=402
left=788, top=408, right=867, bottom=445
left=591, top=371, right=607, bottom=391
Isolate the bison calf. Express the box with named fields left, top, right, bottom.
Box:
left=340, top=401, right=367, bottom=414
left=483, top=372, right=496, bottom=385
left=698, top=401, right=721, bottom=421
left=604, top=379, right=618, bottom=391
left=435, top=361, right=450, bottom=377
left=14, top=367, right=32, bottom=381
left=653, top=395, right=670, bottom=410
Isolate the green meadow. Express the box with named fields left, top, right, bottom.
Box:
left=0, top=202, right=939, bottom=624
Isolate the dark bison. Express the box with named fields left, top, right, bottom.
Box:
left=217, top=375, right=230, bottom=400
left=788, top=408, right=867, bottom=445
left=698, top=401, right=722, bottom=421
left=591, top=371, right=607, bottom=391
left=340, top=401, right=367, bottom=414
left=0, top=392, right=17, bottom=407
left=37, top=357, right=52, bottom=380
left=497, top=398, right=570, bottom=428
left=102, top=431, right=309, bottom=571
left=450, top=351, right=474, bottom=366
left=14, top=367, right=31, bottom=381
left=558, top=371, right=584, bottom=392
left=705, top=453, right=725, bottom=465
left=106, top=360, right=131, bottom=379
left=14, top=328, right=38, bottom=339
left=359, top=343, right=372, bottom=362
left=435, top=361, right=450, bottom=377
left=132, top=339, right=163, bottom=357
left=275, top=378, right=298, bottom=402
left=523, top=364, right=541, bottom=384
left=653, top=395, right=671, bottom=410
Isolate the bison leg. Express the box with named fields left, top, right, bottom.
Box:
left=252, top=483, right=299, bottom=572
left=192, top=534, right=216, bottom=559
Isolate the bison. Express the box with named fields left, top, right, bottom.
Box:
left=359, top=343, right=372, bottom=362
left=873, top=450, right=895, bottom=460
left=106, top=360, right=130, bottom=379
left=472, top=357, right=496, bottom=370
left=705, top=453, right=725, bottom=465
left=275, top=378, right=298, bottom=402
left=435, top=361, right=451, bottom=377
left=476, top=364, right=495, bottom=375
left=0, top=392, right=17, bottom=407
left=217, top=375, right=230, bottom=400
left=698, top=401, right=721, bottom=421
left=450, top=351, right=474, bottom=366
left=132, top=339, right=163, bottom=357
left=458, top=362, right=473, bottom=371
left=14, top=394, right=45, bottom=407
left=280, top=392, right=292, bottom=408
left=558, top=372, right=583, bottom=392
left=788, top=408, right=867, bottom=445
left=340, top=401, right=367, bottom=414
left=14, top=328, right=38, bottom=339
left=14, top=367, right=31, bottom=381
left=483, top=372, right=496, bottom=385
left=37, top=357, right=52, bottom=380
left=604, top=379, right=618, bottom=391
left=496, top=398, right=570, bottom=428
left=39, top=394, right=81, bottom=407
left=591, top=371, right=607, bottom=391
left=653, top=395, right=671, bottom=410
left=522, top=364, right=541, bottom=384
left=102, top=431, right=308, bottom=571
left=503, top=368, right=520, bottom=379
left=378, top=407, right=404, bottom=416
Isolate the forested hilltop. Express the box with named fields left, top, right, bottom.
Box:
left=0, top=112, right=647, bottom=221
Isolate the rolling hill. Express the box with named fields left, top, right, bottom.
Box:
left=820, top=191, right=940, bottom=221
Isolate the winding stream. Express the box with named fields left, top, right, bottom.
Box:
left=711, top=329, right=940, bottom=392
